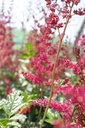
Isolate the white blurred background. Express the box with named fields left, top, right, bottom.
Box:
left=0, top=0, right=85, bottom=42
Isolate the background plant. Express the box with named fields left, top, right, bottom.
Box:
left=0, top=0, right=85, bottom=128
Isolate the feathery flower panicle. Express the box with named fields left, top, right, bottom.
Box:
left=22, top=72, right=42, bottom=84
left=32, top=99, right=72, bottom=116
left=63, top=0, right=80, bottom=5
left=72, top=86, right=85, bottom=110
left=22, top=1, right=85, bottom=127
left=17, top=106, right=31, bottom=114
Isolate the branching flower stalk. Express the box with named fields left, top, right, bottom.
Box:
left=40, top=1, right=76, bottom=128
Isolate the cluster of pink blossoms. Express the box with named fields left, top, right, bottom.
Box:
left=32, top=84, right=85, bottom=127
left=22, top=0, right=85, bottom=127
left=53, top=84, right=85, bottom=109
left=32, top=98, right=72, bottom=117
left=0, top=23, right=14, bottom=68
left=0, top=8, right=20, bottom=72
left=63, top=58, right=81, bottom=75
left=22, top=72, right=42, bottom=84
left=0, top=5, right=20, bottom=96
left=17, top=106, right=31, bottom=114
left=53, top=119, right=81, bottom=128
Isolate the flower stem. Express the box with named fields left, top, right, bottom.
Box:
left=40, top=2, right=75, bottom=128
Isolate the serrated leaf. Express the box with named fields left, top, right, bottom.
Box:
left=10, top=114, right=26, bottom=123
left=1, top=90, right=25, bottom=117
left=7, top=121, right=21, bottom=127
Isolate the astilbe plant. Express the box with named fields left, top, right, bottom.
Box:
left=0, top=2, right=20, bottom=97
left=21, top=0, right=85, bottom=128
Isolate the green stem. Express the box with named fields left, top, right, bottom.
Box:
left=40, top=2, right=75, bottom=128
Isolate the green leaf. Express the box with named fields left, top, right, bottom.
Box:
left=10, top=114, right=26, bottom=123
left=21, top=43, right=38, bottom=59
left=25, top=43, right=34, bottom=51
left=45, top=109, right=61, bottom=125
left=45, top=118, right=53, bottom=124
left=71, top=122, right=76, bottom=125
left=21, top=53, right=29, bottom=59
left=1, top=90, right=25, bottom=117
left=29, top=50, right=37, bottom=56
left=7, top=121, right=21, bottom=128
left=21, top=93, right=29, bottom=102
left=0, top=119, right=9, bottom=127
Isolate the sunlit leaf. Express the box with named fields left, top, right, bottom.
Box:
left=0, top=90, right=25, bottom=117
